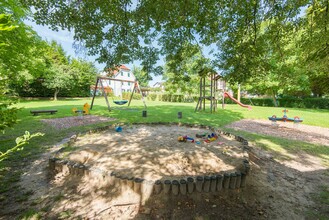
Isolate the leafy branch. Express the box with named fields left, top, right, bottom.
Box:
left=0, top=131, right=44, bottom=162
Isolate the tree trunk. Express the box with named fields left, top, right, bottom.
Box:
left=272, top=90, right=278, bottom=107
left=54, top=89, right=59, bottom=101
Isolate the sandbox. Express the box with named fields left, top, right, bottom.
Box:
left=49, top=123, right=250, bottom=196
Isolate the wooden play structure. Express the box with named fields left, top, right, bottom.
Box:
left=195, top=70, right=251, bottom=113
left=90, top=76, right=147, bottom=111
left=195, top=71, right=222, bottom=113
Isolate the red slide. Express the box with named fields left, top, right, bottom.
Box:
left=224, top=92, right=252, bottom=110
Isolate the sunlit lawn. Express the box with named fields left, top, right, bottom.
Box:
left=1, top=97, right=328, bottom=167
left=14, top=97, right=329, bottom=128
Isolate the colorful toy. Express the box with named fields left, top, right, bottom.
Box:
left=115, top=126, right=122, bottom=132
left=72, top=103, right=90, bottom=116
left=204, top=133, right=219, bottom=143
left=184, top=136, right=195, bottom=143
left=178, top=135, right=195, bottom=143
left=196, top=133, right=207, bottom=138
left=268, top=109, right=303, bottom=123
left=178, top=136, right=186, bottom=142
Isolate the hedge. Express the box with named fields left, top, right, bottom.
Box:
left=122, top=92, right=142, bottom=100
left=225, top=97, right=329, bottom=109
left=146, top=93, right=329, bottom=109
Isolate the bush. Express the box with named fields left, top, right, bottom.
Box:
left=234, top=97, right=329, bottom=109
left=277, top=97, right=329, bottom=109
left=147, top=93, right=157, bottom=101
left=241, top=98, right=274, bottom=107
left=122, top=92, right=142, bottom=100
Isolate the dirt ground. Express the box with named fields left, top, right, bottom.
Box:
left=1, top=120, right=329, bottom=219
left=58, top=125, right=246, bottom=181
left=41, top=115, right=116, bottom=129
left=226, top=119, right=329, bottom=147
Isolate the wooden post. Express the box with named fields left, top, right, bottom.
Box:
left=238, top=84, right=241, bottom=102
left=128, top=82, right=136, bottom=107
left=222, top=81, right=226, bottom=109
left=136, top=81, right=147, bottom=109
left=99, top=79, right=111, bottom=111
left=214, top=75, right=218, bottom=112
left=203, top=77, right=206, bottom=111
left=90, top=77, right=99, bottom=110
left=195, top=77, right=202, bottom=112
left=210, top=73, right=213, bottom=113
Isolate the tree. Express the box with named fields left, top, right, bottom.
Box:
left=131, top=65, right=151, bottom=87
left=0, top=14, right=19, bottom=131
left=162, top=43, right=211, bottom=95
left=0, top=2, right=44, bottom=160
left=43, top=63, right=73, bottom=100
left=298, top=1, right=329, bottom=96
left=21, top=1, right=308, bottom=79
left=41, top=41, right=72, bottom=100
left=69, top=58, right=98, bottom=96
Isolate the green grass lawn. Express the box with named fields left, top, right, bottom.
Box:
left=13, top=97, right=329, bottom=127
left=2, top=97, right=327, bottom=162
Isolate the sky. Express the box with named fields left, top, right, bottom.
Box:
left=25, top=20, right=163, bottom=86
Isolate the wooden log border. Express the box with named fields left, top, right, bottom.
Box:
left=49, top=123, right=251, bottom=196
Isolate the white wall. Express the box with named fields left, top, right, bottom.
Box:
left=101, top=67, right=136, bottom=97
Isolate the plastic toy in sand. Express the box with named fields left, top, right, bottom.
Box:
left=178, top=136, right=186, bottom=142
left=178, top=135, right=195, bottom=143
left=268, top=109, right=303, bottom=123
left=115, top=126, right=123, bottom=132
left=196, top=133, right=207, bottom=138
left=204, top=133, right=219, bottom=143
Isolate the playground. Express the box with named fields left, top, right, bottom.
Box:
left=3, top=1, right=329, bottom=219
left=0, top=98, right=328, bottom=219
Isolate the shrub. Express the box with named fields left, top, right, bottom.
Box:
left=148, top=93, right=157, bottom=101
left=122, top=92, right=142, bottom=100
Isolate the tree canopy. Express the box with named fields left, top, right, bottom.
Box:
left=13, top=0, right=329, bottom=97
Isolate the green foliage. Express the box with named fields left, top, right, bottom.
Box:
left=122, top=92, right=142, bottom=100
left=21, top=0, right=329, bottom=98
left=278, top=97, right=329, bottom=109
left=0, top=99, right=18, bottom=131
left=19, top=1, right=295, bottom=79
left=0, top=131, right=44, bottom=162
left=225, top=97, right=274, bottom=107
left=147, top=93, right=157, bottom=101
left=230, top=97, right=329, bottom=109
left=157, top=94, right=195, bottom=103
left=10, top=40, right=97, bottom=98
left=43, top=63, right=72, bottom=100
left=132, top=65, right=151, bottom=87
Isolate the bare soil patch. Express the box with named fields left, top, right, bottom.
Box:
left=41, top=115, right=116, bottom=129
left=226, top=119, right=329, bottom=146
left=57, top=124, right=246, bottom=180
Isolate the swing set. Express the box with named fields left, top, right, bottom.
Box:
left=90, top=76, right=147, bottom=111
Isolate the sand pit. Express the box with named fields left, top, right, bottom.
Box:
left=55, top=124, right=249, bottom=181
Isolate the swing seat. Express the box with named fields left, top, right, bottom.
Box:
left=113, top=100, right=128, bottom=105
